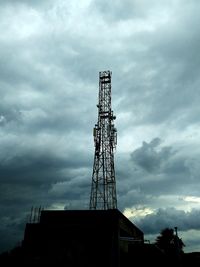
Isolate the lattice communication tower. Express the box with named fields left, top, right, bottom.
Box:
left=89, top=70, right=117, bottom=210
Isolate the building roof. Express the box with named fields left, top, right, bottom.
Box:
left=39, top=209, right=143, bottom=236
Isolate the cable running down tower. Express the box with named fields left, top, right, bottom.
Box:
left=90, top=70, right=117, bottom=210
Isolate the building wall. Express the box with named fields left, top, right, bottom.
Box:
left=23, top=209, right=144, bottom=267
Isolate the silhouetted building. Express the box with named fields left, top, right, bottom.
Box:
left=125, top=243, right=168, bottom=267
left=182, top=252, right=200, bottom=267
left=22, top=209, right=144, bottom=266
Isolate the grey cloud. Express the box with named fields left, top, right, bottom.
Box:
left=131, top=138, right=174, bottom=173
left=130, top=138, right=199, bottom=190
left=0, top=0, right=53, bottom=8
left=91, top=0, right=137, bottom=22
left=0, top=148, right=92, bottom=252
left=134, top=208, right=200, bottom=235
left=130, top=138, right=194, bottom=186
left=1, top=0, right=200, bottom=254
left=0, top=215, right=27, bottom=253
left=91, top=0, right=172, bottom=22
left=116, top=138, right=200, bottom=212
left=111, top=1, right=200, bottom=127
left=0, top=148, right=91, bottom=185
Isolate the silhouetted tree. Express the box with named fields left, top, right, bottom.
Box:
left=155, top=228, right=185, bottom=252
left=155, top=227, right=185, bottom=266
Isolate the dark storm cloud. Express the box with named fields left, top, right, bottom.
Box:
left=134, top=208, right=200, bottom=234
left=0, top=153, right=68, bottom=184
left=116, top=137, right=200, bottom=215
left=108, top=1, right=200, bottom=127
left=0, top=140, right=92, bottom=189
left=0, top=4, right=95, bottom=252
left=128, top=138, right=188, bottom=195
left=0, top=215, right=27, bottom=253
left=0, top=146, right=92, bottom=252
left=0, top=0, right=200, bottom=254
left=0, top=146, right=92, bottom=211
left=131, top=138, right=173, bottom=173
left=129, top=138, right=200, bottom=191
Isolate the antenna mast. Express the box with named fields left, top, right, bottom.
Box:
left=89, top=70, right=117, bottom=210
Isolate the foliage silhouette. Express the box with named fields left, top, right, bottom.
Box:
left=155, top=227, right=185, bottom=266
left=155, top=227, right=185, bottom=253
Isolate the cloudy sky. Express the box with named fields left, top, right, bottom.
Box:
left=1, top=0, right=200, bottom=253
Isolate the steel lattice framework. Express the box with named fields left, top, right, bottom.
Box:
left=89, top=70, right=117, bottom=210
